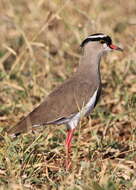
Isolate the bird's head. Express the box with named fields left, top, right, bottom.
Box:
left=81, top=33, right=123, bottom=55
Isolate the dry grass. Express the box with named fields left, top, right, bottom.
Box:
left=0, top=0, right=136, bottom=189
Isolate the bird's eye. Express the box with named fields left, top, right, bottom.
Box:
left=100, top=40, right=105, bottom=44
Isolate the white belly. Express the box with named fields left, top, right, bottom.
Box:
left=68, top=88, right=98, bottom=129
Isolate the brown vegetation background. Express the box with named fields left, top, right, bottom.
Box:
left=0, top=0, right=136, bottom=189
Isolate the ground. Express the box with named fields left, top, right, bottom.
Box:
left=0, top=0, right=136, bottom=189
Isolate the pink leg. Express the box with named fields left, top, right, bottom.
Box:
left=65, top=129, right=75, bottom=169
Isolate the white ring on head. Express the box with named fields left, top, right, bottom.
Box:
left=88, top=34, right=107, bottom=39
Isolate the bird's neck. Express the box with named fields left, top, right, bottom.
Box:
left=77, top=49, right=102, bottom=80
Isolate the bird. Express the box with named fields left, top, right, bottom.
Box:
left=7, top=33, right=123, bottom=168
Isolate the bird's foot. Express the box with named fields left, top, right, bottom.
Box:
left=65, top=158, right=72, bottom=170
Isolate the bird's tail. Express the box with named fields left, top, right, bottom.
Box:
left=7, top=116, right=33, bottom=137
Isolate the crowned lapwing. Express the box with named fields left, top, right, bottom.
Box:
left=8, top=33, right=123, bottom=168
